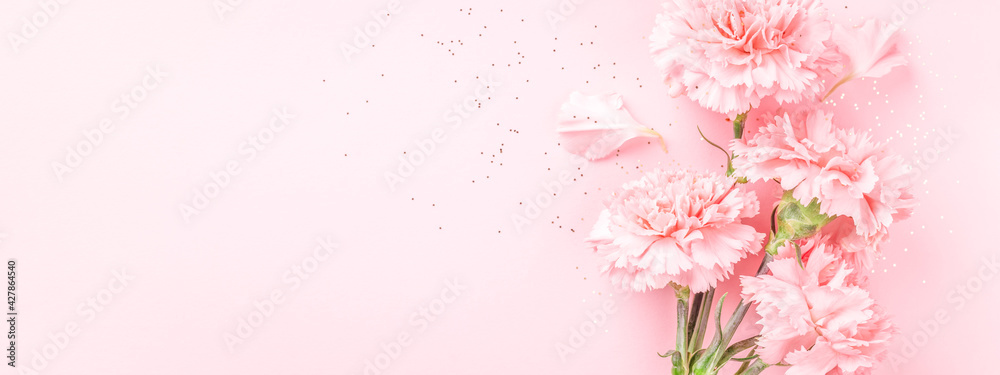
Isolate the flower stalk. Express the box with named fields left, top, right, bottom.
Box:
left=732, top=112, right=748, bottom=140
left=727, top=112, right=749, bottom=178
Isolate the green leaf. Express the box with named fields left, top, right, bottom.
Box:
left=717, top=335, right=759, bottom=365
left=689, top=348, right=706, bottom=364
left=697, top=126, right=731, bottom=160
left=713, top=293, right=726, bottom=343
left=730, top=354, right=759, bottom=362
left=697, top=126, right=735, bottom=176
left=671, top=351, right=684, bottom=375
left=674, top=287, right=691, bottom=373
left=735, top=349, right=755, bottom=374
left=737, top=359, right=768, bottom=375
left=794, top=243, right=805, bottom=269
left=690, top=293, right=727, bottom=374
left=658, top=350, right=678, bottom=358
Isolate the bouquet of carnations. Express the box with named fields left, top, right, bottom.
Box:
left=556, top=1, right=915, bottom=374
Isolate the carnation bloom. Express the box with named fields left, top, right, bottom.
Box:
left=817, top=215, right=887, bottom=280
left=731, top=109, right=916, bottom=238
left=650, top=0, right=837, bottom=114
left=557, top=91, right=665, bottom=161
left=773, top=232, right=868, bottom=287
left=742, top=248, right=894, bottom=374
left=586, top=170, right=764, bottom=292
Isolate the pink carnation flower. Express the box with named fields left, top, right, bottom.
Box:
left=586, top=170, right=764, bottom=293
left=773, top=231, right=868, bottom=287
left=649, top=0, right=837, bottom=114
left=742, top=248, right=895, bottom=374
left=817, top=215, right=888, bottom=280
left=731, top=109, right=916, bottom=238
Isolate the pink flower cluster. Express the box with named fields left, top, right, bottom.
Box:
left=586, top=169, right=764, bottom=293
left=569, top=0, right=914, bottom=373
left=732, top=109, right=915, bottom=373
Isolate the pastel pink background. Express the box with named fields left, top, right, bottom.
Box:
left=1, top=0, right=997, bottom=374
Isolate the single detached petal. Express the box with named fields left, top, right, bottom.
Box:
left=557, top=91, right=664, bottom=161
left=825, top=18, right=907, bottom=99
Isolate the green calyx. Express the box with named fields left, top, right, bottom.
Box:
left=765, top=191, right=835, bottom=255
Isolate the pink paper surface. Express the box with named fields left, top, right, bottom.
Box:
left=1, top=0, right=996, bottom=374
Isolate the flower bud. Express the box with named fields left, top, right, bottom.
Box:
left=765, top=192, right=834, bottom=255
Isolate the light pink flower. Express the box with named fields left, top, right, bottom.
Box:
left=586, top=169, right=764, bottom=292
left=773, top=231, right=868, bottom=287
left=649, top=0, right=837, bottom=114
left=731, top=109, right=916, bottom=238
left=824, top=19, right=907, bottom=100
left=742, top=249, right=895, bottom=374
left=557, top=91, right=665, bottom=161
left=817, top=216, right=888, bottom=281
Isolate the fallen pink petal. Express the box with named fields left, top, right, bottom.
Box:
left=557, top=91, right=666, bottom=161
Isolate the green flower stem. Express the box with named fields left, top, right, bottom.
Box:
left=734, top=348, right=757, bottom=374
left=733, top=112, right=748, bottom=139
left=687, top=291, right=704, bottom=340
left=674, top=287, right=691, bottom=375
left=727, top=111, right=750, bottom=177
left=720, top=252, right=774, bottom=342
left=688, top=288, right=714, bottom=352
